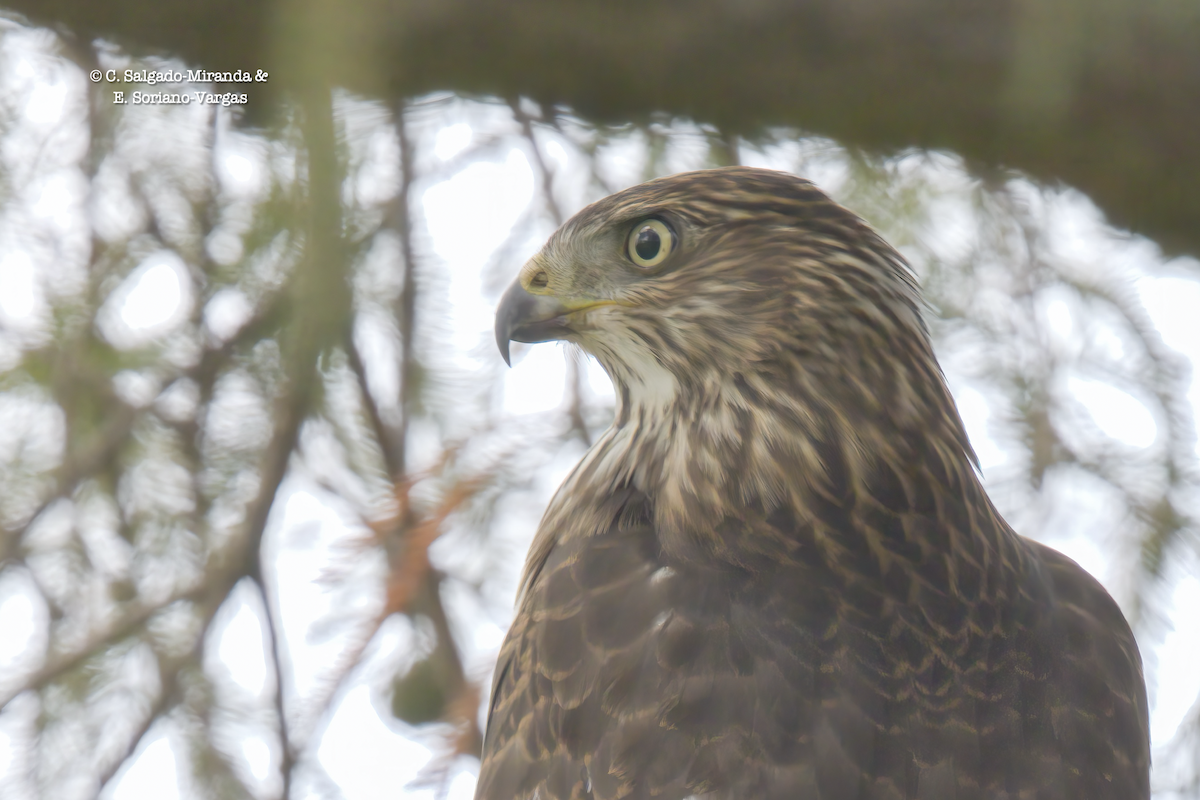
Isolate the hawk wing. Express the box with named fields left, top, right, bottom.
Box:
left=476, top=476, right=1150, bottom=800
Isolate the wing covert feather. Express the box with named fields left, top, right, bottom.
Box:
left=477, top=489, right=1149, bottom=800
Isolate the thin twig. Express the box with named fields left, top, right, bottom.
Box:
left=509, top=99, right=594, bottom=447
left=91, top=564, right=277, bottom=798
left=392, top=102, right=418, bottom=481
left=1, top=403, right=139, bottom=563
left=257, top=577, right=295, bottom=800
left=346, top=335, right=401, bottom=480
left=94, top=650, right=182, bottom=792
left=299, top=469, right=492, bottom=759
left=510, top=98, right=563, bottom=227
left=1, top=585, right=198, bottom=708
left=383, top=476, right=488, bottom=615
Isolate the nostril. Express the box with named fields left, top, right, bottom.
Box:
left=529, top=271, right=549, bottom=289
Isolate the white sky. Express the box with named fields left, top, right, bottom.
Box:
left=0, top=40, right=1198, bottom=800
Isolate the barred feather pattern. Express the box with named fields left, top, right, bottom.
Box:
left=478, top=168, right=1150, bottom=800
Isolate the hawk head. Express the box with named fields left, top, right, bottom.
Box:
left=495, top=167, right=975, bottom=552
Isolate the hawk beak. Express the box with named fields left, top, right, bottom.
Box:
left=494, top=279, right=575, bottom=367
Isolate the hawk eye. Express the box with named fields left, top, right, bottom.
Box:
left=626, top=219, right=674, bottom=269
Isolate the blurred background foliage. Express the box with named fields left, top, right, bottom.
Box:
left=0, top=4, right=1198, bottom=800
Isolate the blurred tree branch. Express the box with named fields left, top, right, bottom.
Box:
left=5, top=0, right=1200, bottom=258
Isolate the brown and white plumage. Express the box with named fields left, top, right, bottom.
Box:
left=483, top=167, right=1149, bottom=799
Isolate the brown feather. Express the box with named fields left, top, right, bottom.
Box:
left=480, top=167, right=1150, bottom=800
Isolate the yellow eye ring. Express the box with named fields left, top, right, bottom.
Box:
left=626, top=219, right=675, bottom=269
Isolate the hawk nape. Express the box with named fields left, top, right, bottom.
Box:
left=483, top=167, right=1149, bottom=800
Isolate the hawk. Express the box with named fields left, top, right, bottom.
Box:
left=483, top=167, right=1149, bottom=799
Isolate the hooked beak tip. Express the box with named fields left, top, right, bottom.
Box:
left=494, top=278, right=576, bottom=367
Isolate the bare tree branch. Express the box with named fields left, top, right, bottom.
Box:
left=94, top=651, right=182, bottom=794
left=0, top=402, right=139, bottom=564
left=510, top=99, right=594, bottom=448
left=257, top=577, right=294, bottom=800
left=390, top=102, right=419, bottom=482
